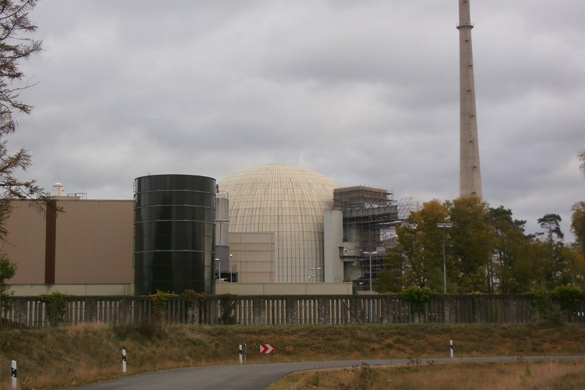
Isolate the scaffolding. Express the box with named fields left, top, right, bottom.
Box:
left=334, top=186, right=400, bottom=290
left=397, top=196, right=421, bottom=220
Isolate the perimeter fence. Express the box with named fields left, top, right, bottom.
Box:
left=3, top=294, right=585, bottom=328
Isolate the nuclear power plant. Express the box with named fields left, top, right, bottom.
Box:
left=1, top=166, right=409, bottom=296
left=0, top=3, right=483, bottom=296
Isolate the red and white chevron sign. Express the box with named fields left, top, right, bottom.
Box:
left=260, top=344, right=274, bottom=354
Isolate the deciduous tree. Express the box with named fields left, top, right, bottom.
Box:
left=378, top=200, right=449, bottom=293
left=448, top=197, right=495, bottom=293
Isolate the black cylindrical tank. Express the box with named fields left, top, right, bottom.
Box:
left=134, top=174, right=216, bottom=295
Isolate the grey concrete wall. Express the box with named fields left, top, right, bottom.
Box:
left=323, top=210, right=345, bottom=283
left=4, top=294, right=579, bottom=328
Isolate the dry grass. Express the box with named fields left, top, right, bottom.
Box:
left=0, top=322, right=584, bottom=389
left=267, top=361, right=585, bottom=390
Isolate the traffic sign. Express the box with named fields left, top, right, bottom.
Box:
left=260, top=344, right=274, bottom=354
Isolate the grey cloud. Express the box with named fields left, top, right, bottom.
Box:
left=7, top=0, right=584, bottom=241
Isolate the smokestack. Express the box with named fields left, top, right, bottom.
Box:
left=458, top=0, right=482, bottom=199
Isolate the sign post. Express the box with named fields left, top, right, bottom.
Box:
left=122, top=349, right=127, bottom=373
left=260, top=344, right=274, bottom=354
left=11, top=360, right=17, bottom=390
left=260, top=343, right=274, bottom=361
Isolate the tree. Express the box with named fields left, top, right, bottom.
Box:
left=378, top=220, right=418, bottom=293
left=572, top=202, right=585, bottom=255
left=489, top=206, right=533, bottom=293
left=0, top=254, right=15, bottom=302
left=0, top=253, right=15, bottom=329
left=537, top=214, right=564, bottom=243
left=378, top=200, right=449, bottom=293
left=531, top=213, right=581, bottom=289
left=447, top=197, right=496, bottom=293
left=0, top=0, right=45, bottom=238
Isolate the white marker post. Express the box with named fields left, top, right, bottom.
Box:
left=122, top=349, right=127, bottom=373
left=450, top=340, right=454, bottom=358
left=239, top=344, right=243, bottom=364
left=11, top=360, right=17, bottom=390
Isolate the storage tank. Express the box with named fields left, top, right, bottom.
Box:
left=134, top=174, right=216, bottom=295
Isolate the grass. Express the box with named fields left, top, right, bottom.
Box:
left=266, top=361, right=585, bottom=390
left=0, top=322, right=584, bottom=389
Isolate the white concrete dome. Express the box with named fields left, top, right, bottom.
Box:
left=219, top=164, right=339, bottom=283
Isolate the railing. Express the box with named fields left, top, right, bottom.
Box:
left=2, top=295, right=585, bottom=328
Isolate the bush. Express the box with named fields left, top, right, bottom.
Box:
left=39, top=291, right=69, bottom=326
left=0, top=255, right=16, bottom=312
left=150, top=290, right=176, bottom=321
left=552, top=286, right=585, bottom=314
left=182, top=289, right=208, bottom=307
left=399, top=286, right=435, bottom=314
left=219, top=294, right=237, bottom=324
left=530, top=289, right=563, bottom=325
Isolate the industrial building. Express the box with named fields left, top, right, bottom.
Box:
left=1, top=165, right=402, bottom=296
left=218, top=164, right=339, bottom=284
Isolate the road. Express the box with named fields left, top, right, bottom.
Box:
left=73, top=356, right=585, bottom=390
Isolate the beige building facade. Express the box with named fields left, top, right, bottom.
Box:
left=2, top=198, right=134, bottom=295
left=230, top=232, right=275, bottom=283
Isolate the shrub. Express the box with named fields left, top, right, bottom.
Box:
left=399, top=286, right=435, bottom=314
left=150, top=290, right=176, bottom=321
left=530, top=289, right=563, bottom=325
left=182, top=289, right=208, bottom=305
left=552, top=286, right=585, bottom=314
left=219, top=294, right=238, bottom=324
left=39, top=291, right=69, bottom=326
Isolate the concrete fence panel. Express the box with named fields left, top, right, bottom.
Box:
left=2, top=294, right=583, bottom=328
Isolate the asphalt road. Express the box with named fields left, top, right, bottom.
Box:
left=73, top=356, right=585, bottom=390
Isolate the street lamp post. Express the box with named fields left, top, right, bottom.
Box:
left=215, top=258, right=221, bottom=295
left=363, top=251, right=377, bottom=322
left=229, top=253, right=233, bottom=282
left=437, top=223, right=452, bottom=294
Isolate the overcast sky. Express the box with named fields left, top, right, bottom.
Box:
left=9, top=0, right=585, bottom=239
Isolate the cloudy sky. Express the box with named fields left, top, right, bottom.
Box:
left=9, top=0, right=585, bottom=239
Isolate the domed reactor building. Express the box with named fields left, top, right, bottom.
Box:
left=219, top=164, right=338, bottom=283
